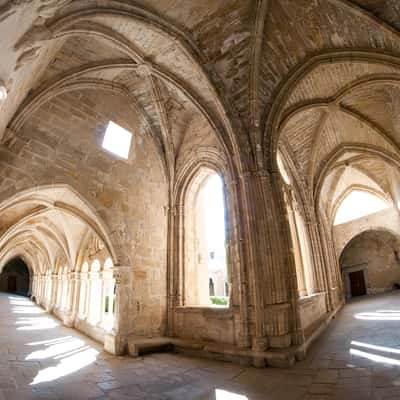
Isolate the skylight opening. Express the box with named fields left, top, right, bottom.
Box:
left=333, top=190, right=389, bottom=226
left=102, top=121, right=132, bottom=159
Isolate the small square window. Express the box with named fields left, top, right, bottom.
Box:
left=102, top=121, right=132, bottom=159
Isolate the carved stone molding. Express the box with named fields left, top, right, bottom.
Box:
left=10, top=0, right=73, bottom=70
left=264, top=303, right=291, bottom=337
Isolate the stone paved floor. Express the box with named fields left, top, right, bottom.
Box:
left=1, top=292, right=400, bottom=399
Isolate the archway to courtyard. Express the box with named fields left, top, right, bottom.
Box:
left=339, top=229, right=400, bottom=300
left=183, top=169, right=229, bottom=306
left=0, top=257, right=30, bottom=296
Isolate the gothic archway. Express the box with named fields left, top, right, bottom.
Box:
left=0, top=257, right=30, bottom=296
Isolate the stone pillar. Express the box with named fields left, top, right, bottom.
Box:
left=31, top=275, right=37, bottom=301
left=56, top=274, right=62, bottom=312
left=78, top=272, right=88, bottom=320
left=63, top=272, right=78, bottom=327
left=70, top=272, right=81, bottom=321
left=104, top=266, right=132, bottom=355
left=47, top=273, right=58, bottom=313
left=239, top=170, right=297, bottom=362
left=44, top=273, right=52, bottom=311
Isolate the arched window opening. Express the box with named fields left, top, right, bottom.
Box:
left=285, top=196, right=315, bottom=297
left=102, top=258, right=115, bottom=330
left=0, top=257, right=30, bottom=296
left=88, top=259, right=101, bottom=325
left=334, top=190, right=389, bottom=226
left=185, top=171, right=228, bottom=306
left=277, top=152, right=291, bottom=185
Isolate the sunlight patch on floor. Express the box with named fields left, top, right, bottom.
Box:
left=26, top=337, right=86, bottom=360
left=350, top=348, right=400, bottom=366
left=30, top=347, right=99, bottom=385
left=354, top=311, right=400, bottom=320
left=215, top=389, right=248, bottom=400
left=16, top=316, right=58, bottom=330
left=351, top=341, right=400, bottom=355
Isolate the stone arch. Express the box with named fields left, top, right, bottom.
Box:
left=14, top=2, right=248, bottom=174
left=178, top=164, right=228, bottom=306
left=331, top=185, right=392, bottom=225
left=0, top=184, right=119, bottom=267
left=337, top=226, right=400, bottom=260
left=266, top=49, right=400, bottom=171
left=0, top=256, right=31, bottom=296
left=339, top=228, right=400, bottom=299
left=172, top=148, right=244, bottom=308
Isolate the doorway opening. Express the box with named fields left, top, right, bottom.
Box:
left=349, top=270, right=367, bottom=297
left=0, top=257, right=30, bottom=296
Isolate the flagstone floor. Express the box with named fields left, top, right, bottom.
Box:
left=1, top=291, right=400, bottom=399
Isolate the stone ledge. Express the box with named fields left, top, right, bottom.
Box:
left=127, top=335, right=297, bottom=368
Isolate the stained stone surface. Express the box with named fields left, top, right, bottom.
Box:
left=0, top=292, right=400, bottom=399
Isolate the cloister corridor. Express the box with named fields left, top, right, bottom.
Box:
left=0, top=292, right=399, bottom=399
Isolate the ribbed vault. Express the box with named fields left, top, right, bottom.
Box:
left=0, top=185, right=116, bottom=275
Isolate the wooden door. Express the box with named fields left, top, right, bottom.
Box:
left=349, top=270, right=366, bottom=297
left=7, top=275, right=17, bottom=293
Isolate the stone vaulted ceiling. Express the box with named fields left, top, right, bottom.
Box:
left=2, top=0, right=400, bottom=177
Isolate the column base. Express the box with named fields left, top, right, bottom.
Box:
left=63, top=312, right=75, bottom=327
left=104, top=331, right=128, bottom=356
left=268, top=333, right=291, bottom=349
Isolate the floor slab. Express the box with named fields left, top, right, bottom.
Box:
left=1, top=292, right=400, bottom=399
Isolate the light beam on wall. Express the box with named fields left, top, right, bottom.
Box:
left=334, top=190, right=389, bottom=225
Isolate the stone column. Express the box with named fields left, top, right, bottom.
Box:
left=63, top=272, right=79, bottom=327
left=78, top=272, right=88, bottom=320
left=239, top=169, right=298, bottom=363
left=104, top=266, right=132, bottom=355
left=31, top=275, right=37, bottom=301
left=48, top=273, right=58, bottom=313
left=70, top=272, right=81, bottom=321
left=56, top=274, right=62, bottom=312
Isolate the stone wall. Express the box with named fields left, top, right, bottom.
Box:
left=340, top=229, right=400, bottom=296
left=0, top=87, right=169, bottom=338
left=334, top=207, right=400, bottom=258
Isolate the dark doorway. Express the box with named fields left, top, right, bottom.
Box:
left=0, top=258, right=30, bottom=296
left=349, top=270, right=367, bottom=297
left=7, top=275, right=17, bottom=293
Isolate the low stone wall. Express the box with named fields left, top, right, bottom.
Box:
left=173, top=306, right=237, bottom=345
left=297, top=292, right=327, bottom=335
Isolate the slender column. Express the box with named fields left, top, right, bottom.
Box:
left=63, top=271, right=78, bottom=327
left=78, top=272, right=88, bottom=320
left=56, top=275, right=62, bottom=311
left=70, top=272, right=81, bottom=321
left=48, top=273, right=57, bottom=312
left=44, top=274, right=52, bottom=311
left=104, top=266, right=133, bottom=355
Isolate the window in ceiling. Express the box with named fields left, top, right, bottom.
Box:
left=334, top=190, right=389, bottom=226
left=102, top=121, right=132, bottom=159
